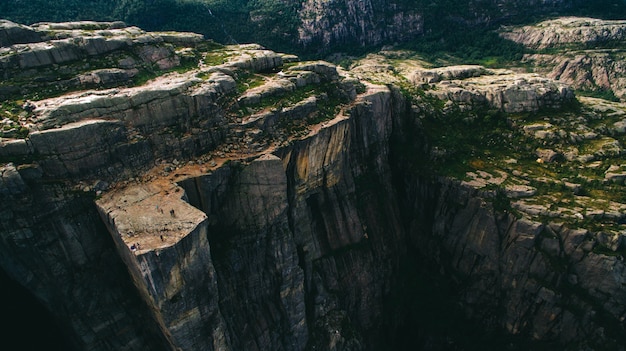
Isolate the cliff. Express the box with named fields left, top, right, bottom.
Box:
left=297, top=0, right=423, bottom=49
left=294, top=0, right=580, bottom=52
left=1, top=20, right=626, bottom=351
left=0, top=0, right=601, bottom=54
left=501, top=17, right=626, bottom=101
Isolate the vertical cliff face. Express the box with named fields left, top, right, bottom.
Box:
left=297, top=0, right=423, bottom=50
left=383, top=60, right=626, bottom=349
left=279, top=84, right=407, bottom=348
left=179, top=155, right=308, bottom=351
left=0, top=164, right=169, bottom=350
left=395, top=175, right=626, bottom=349
left=295, top=0, right=579, bottom=51
left=501, top=17, right=626, bottom=101
left=96, top=181, right=229, bottom=351
left=0, top=20, right=410, bottom=348
left=3, top=21, right=626, bottom=351
left=70, top=80, right=405, bottom=351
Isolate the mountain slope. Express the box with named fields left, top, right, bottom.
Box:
left=2, top=0, right=626, bottom=54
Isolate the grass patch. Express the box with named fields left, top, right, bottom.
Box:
left=419, top=105, right=517, bottom=178
left=577, top=88, right=620, bottom=102
left=398, top=26, right=527, bottom=68
left=235, top=71, right=266, bottom=94
left=203, top=50, right=232, bottom=66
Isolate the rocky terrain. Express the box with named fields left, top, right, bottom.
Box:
left=1, top=0, right=601, bottom=54
left=297, top=0, right=423, bottom=49
left=2, top=18, right=626, bottom=351
left=501, top=17, right=626, bottom=100
left=295, top=0, right=583, bottom=51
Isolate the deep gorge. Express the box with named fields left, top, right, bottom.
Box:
left=1, top=17, right=626, bottom=351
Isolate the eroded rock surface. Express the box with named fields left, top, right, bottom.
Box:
left=2, top=20, right=626, bottom=351
left=502, top=17, right=626, bottom=101
left=501, top=17, right=626, bottom=50
left=297, top=0, right=423, bottom=49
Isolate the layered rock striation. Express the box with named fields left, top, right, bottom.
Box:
left=1, top=20, right=626, bottom=351
left=501, top=17, right=626, bottom=101
left=500, top=17, right=626, bottom=50
left=297, top=0, right=423, bottom=49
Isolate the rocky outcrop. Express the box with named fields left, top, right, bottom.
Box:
left=96, top=181, right=229, bottom=351
left=0, top=20, right=42, bottom=46
left=501, top=17, right=626, bottom=100
left=524, top=51, right=626, bottom=100
left=350, top=56, right=575, bottom=113
left=297, top=0, right=423, bottom=50
left=354, top=49, right=626, bottom=348
left=90, top=81, right=401, bottom=351
left=1, top=21, right=392, bottom=351
left=409, top=65, right=488, bottom=84
left=500, top=17, right=626, bottom=50
left=411, top=65, right=575, bottom=113
left=0, top=162, right=170, bottom=350
left=2, top=21, right=626, bottom=351
left=0, top=20, right=204, bottom=108
left=0, top=22, right=197, bottom=72
left=401, top=178, right=626, bottom=348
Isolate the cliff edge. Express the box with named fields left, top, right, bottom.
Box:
left=1, top=19, right=625, bottom=351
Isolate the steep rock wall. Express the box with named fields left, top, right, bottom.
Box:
left=4, top=69, right=624, bottom=350
left=295, top=0, right=579, bottom=51
left=297, top=0, right=423, bottom=49
left=184, top=155, right=307, bottom=351
left=172, top=84, right=406, bottom=350
left=501, top=17, right=626, bottom=101
left=2, top=21, right=626, bottom=351
left=392, top=119, right=626, bottom=349
left=96, top=182, right=229, bottom=351
left=0, top=163, right=169, bottom=350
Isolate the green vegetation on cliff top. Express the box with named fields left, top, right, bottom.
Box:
left=3, top=0, right=626, bottom=57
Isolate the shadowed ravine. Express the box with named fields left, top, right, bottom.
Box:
left=1, top=19, right=626, bottom=351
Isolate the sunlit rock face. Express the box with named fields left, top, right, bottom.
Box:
left=297, top=0, right=423, bottom=49
left=502, top=17, right=626, bottom=101
left=1, top=19, right=626, bottom=351
left=294, top=0, right=576, bottom=51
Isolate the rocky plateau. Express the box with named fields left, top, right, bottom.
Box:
left=1, top=18, right=626, bottom=351
left=501, top=17, right=626, bottom=100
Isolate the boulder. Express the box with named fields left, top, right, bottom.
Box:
left=228, top=49, right=283, bottom=72
left=289, top=61, right=339, bottom=81
left=536, top=148, right=561, bottom=163
left=409, top=65, right=488, bottom=84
